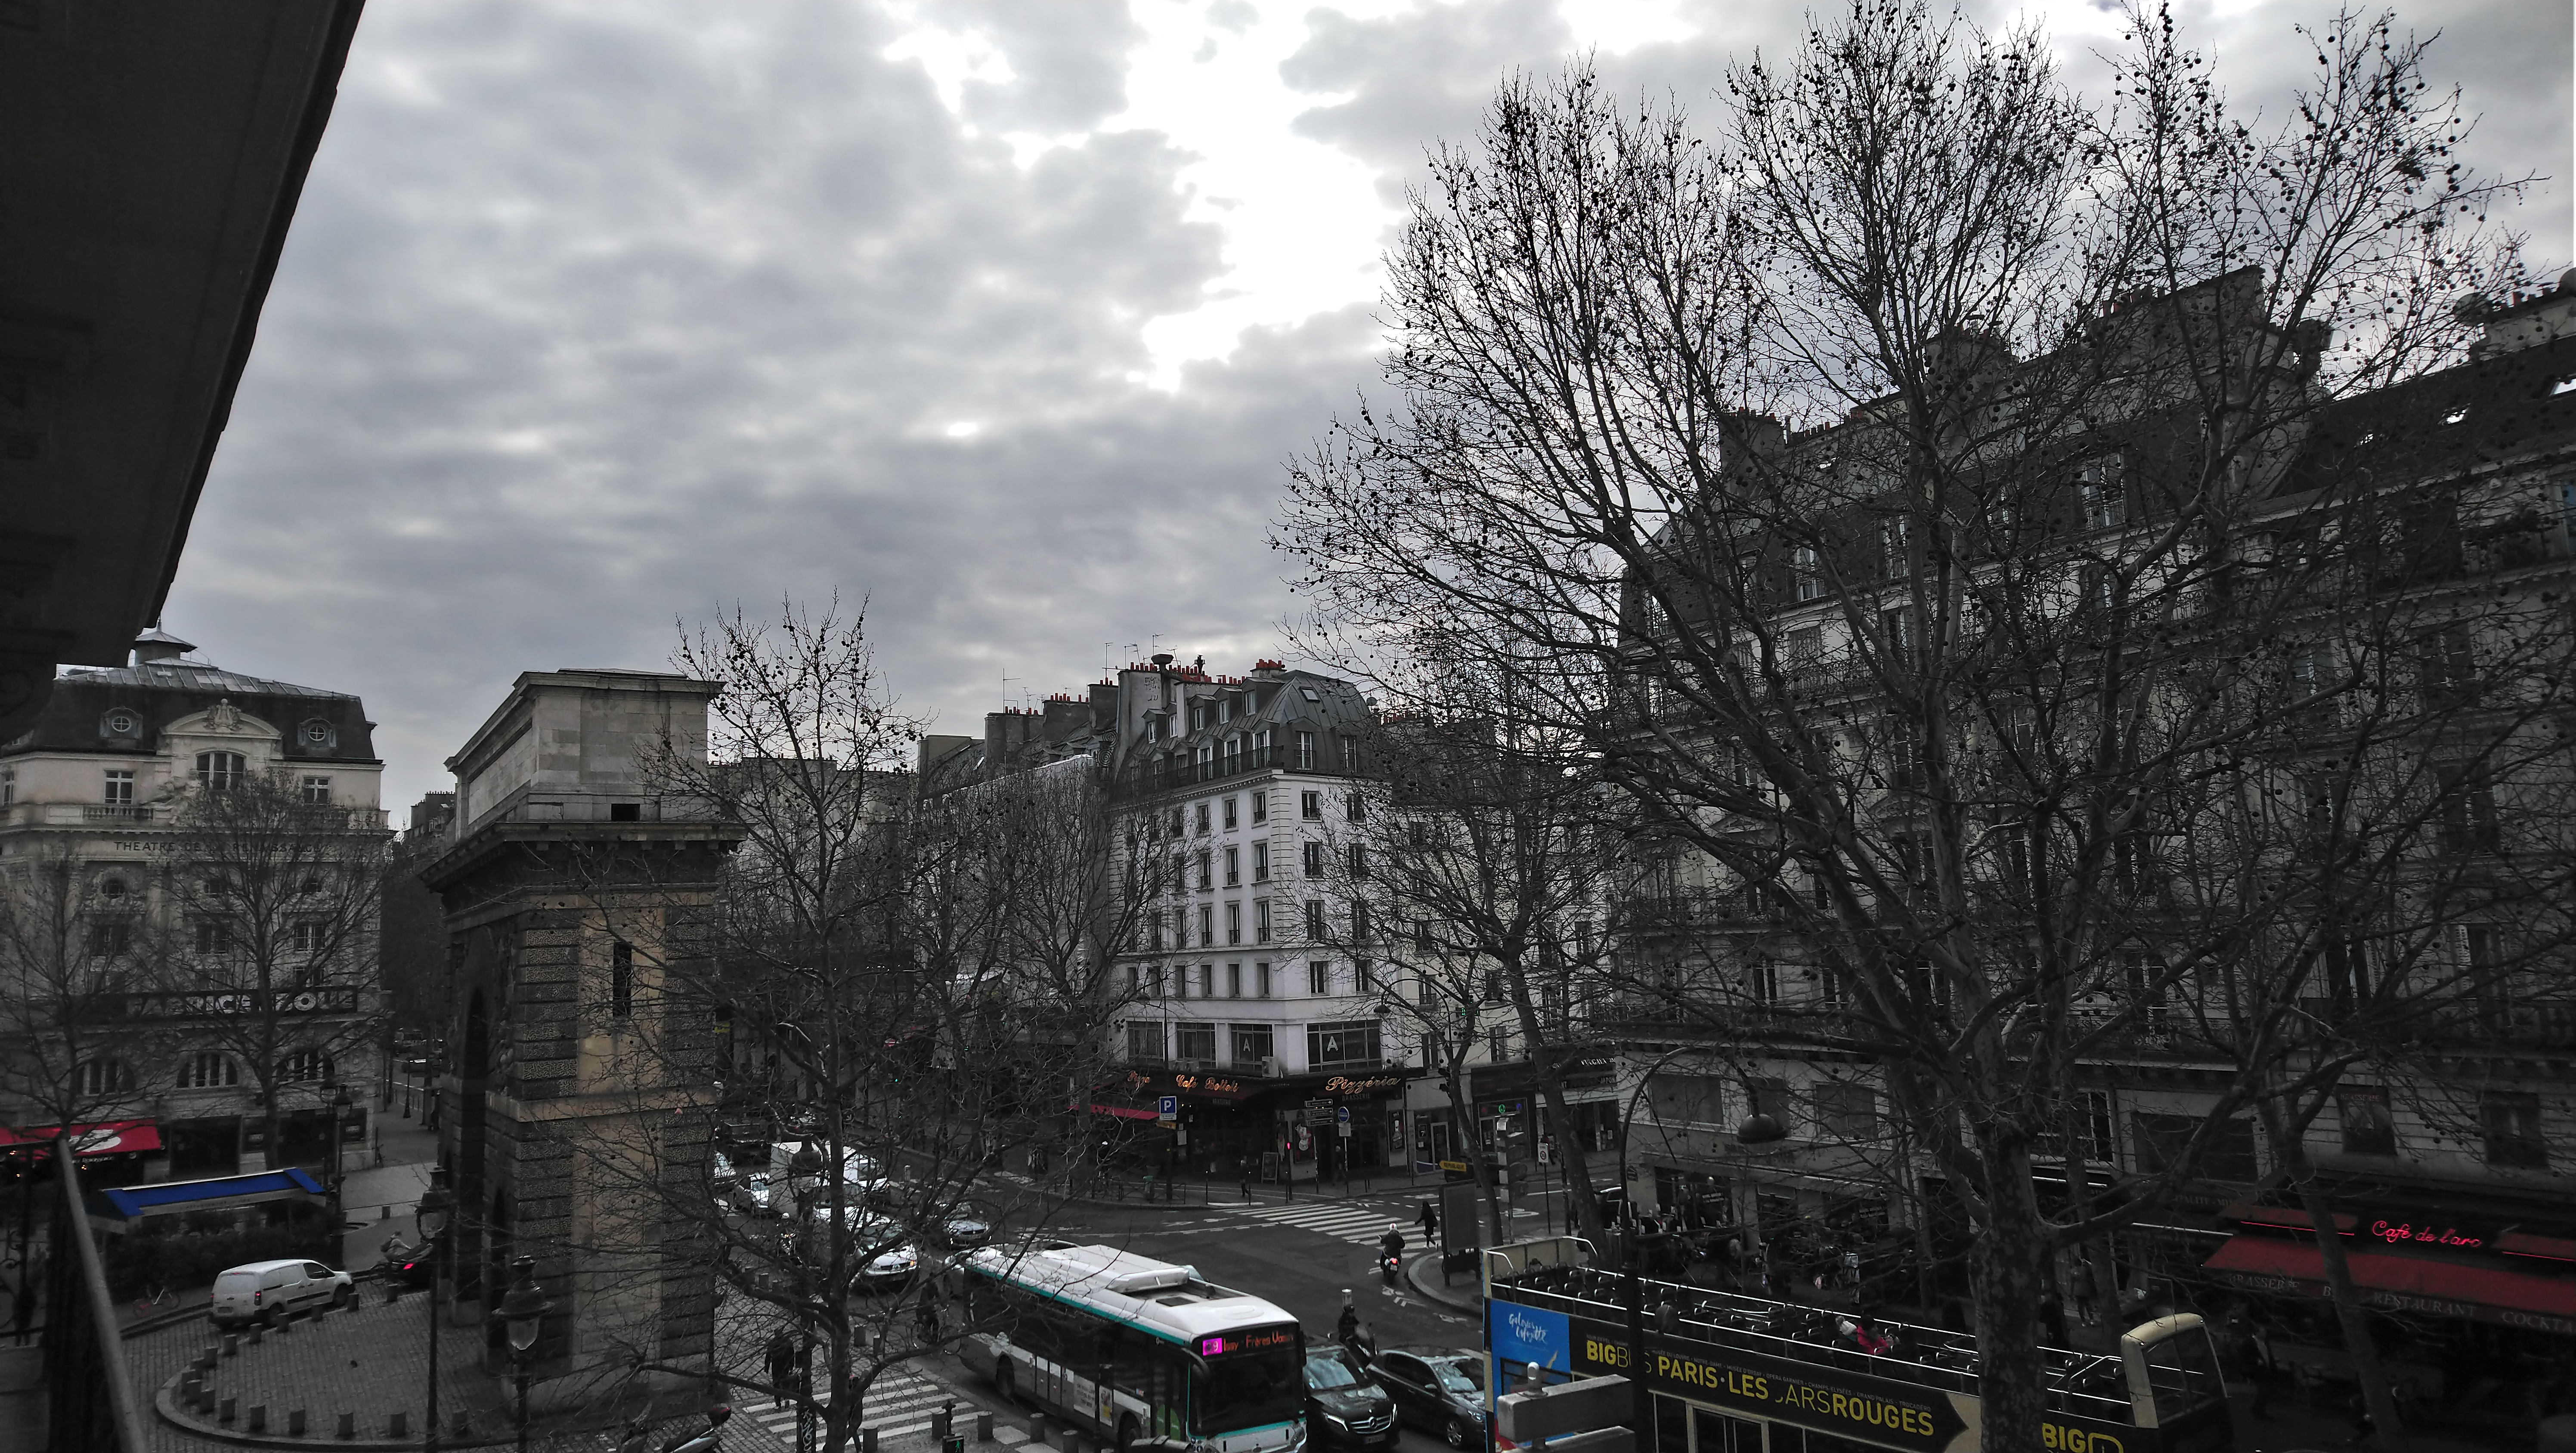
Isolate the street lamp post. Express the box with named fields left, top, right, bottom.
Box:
left=787, top=1140, right=823, bottom=1453
left=327, top=1084, right=353, bottom=1224
left=416, top=1166, right=455, bottom=1453
left=493, top=1255, right=553, bottom=1453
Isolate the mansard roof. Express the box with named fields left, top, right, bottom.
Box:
left=3, top=652, right=377, bottom=763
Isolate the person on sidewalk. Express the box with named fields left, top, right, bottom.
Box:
left=2243, top=1317, right=2278, bottom=1422
left=765, top=1331, right=797, bottom=1409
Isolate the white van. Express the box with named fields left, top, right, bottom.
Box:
left=211, top=1258, right=352, bottom=1327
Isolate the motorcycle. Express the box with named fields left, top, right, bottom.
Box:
left=1378, top=1250, right=1401, bottom=1288
left=377, top=1233, right=434, bottom=1290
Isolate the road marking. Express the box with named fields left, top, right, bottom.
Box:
left=1230, top=1202, right=1412, bottom=1247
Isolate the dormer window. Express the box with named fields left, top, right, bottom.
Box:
left=101, top=708, right=141, bottom=739
left=196, top=751, right=245, bottom=791
left=299, top=718, right=337, bottom=750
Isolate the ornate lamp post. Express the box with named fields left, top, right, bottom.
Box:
left=327, top=1084, right=353, bottom=1222
left=787, top=1140, right=823, bottom=1453
left=494, top=1255, right=553, bottom=1453
left=416, top=1166, right=455, bottom=1453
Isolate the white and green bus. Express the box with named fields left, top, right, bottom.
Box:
left=958, top=1244, right=1309, bottom=1453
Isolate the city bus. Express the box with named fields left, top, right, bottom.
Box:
left=1486, top=1240, right=2232, bottom=1453
left=958, top=1243, right=1308, bottom=1453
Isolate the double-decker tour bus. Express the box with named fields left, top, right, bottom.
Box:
left=1484, top=1240, right=2231, bottom=1453
left=958, top=1243, right=1308, bottom=1453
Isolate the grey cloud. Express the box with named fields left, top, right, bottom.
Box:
left=169, top=0, right=2563, bottom=821
left=947, top=0, right=1145, bottom=136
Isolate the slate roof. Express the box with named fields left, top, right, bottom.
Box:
left=4, top=652, right=378, bottom=763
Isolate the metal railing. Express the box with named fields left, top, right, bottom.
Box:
left=44, top=1140, right=146, bottom=1453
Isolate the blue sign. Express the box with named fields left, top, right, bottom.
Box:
left=1487, top=1301, right=1569, bottom=1373
left=1157, top=1096, right=1178, bottom=1119
left=1337, top=1106, right=1350, bottom=1123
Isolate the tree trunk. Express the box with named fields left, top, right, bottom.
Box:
left=1530, top=1055, right=1603, bottom=1241
left=1443, top=1052, right=1505, bottom=1245
left=2260, top=1102, right=2408, bottom=1451
left=1964, top=1135, right=2050, bottom=1453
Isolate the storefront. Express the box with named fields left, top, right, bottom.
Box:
left=1099, top=1067, right=1416, bottom=1181
left=2189, top=1173, right=2576, bottom=1445
left=0, top=1120, right=165, bottom=1187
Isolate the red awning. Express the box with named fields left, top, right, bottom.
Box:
left=0, top=1121, right=162, bottom=1156
left=1084, top=1104, right=1164, bottom=1122
left=2205, top=1235, right=2576, bottom=1336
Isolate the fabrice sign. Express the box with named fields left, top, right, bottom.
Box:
left=126, top=988, right=360, bottom=1019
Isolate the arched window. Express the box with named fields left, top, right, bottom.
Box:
left=195, top=751, right=245, bottom=790
left=77, top=1059, right=132, bottom=1095
left=178, top=1052, right=238, bottom=1089
left=276, top=1050, right=331, bottom=1084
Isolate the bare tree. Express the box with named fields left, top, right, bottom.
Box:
left=0, top=846, right=159, bottom=1138
left=161, top=761, right=388, bottom=1174
left=548, top=603, right=1137, bottom=1453
left=1332, top=679, right=1630, bottom=1246
left=1276, top=8, right=2547, bottom=1446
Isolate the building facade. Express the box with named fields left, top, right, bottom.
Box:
left=1601, top=273, right=2576, bottom=1431
left=923, top=655, right=1435, bottom=1181
left=0, top=630, right=387, bottom=1183
left=422, top=667, right=739, bottom=1405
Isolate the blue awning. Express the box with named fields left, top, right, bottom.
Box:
left=87, top=1168, right=325, bottom=1231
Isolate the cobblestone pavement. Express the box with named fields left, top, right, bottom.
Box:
left=129, top=1291, right=522, bottom=1451
left=126, top=1279, right=1022, bottom=1453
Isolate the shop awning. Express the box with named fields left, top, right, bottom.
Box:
left=87, top=1168, right=325, bottom=1233
left=2204, top=1235, right=2576, bottom=1336
left=1084, top=1104, right=1164, bottom=1122
left=0, top=1121, right=162, bottom=1155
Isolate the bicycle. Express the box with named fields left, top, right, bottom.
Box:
left=132, top=1283, right=171, bottom=1318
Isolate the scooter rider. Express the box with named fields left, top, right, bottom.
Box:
left=1378, top=1224, right=1406, bottom=1286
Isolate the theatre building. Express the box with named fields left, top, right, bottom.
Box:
left=0, top=631, right=388, bottom=1184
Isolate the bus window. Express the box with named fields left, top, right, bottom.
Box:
left=1192, top=1345, right=1304, bottom=1434
left=1689, top=1406, right=1764, bottom=1453
left=2139, top=1326, right=2227, bottom=1425
left=1112, top=1331, right=1187, bottom=1444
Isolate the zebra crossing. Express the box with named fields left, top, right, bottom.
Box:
left=1232, top=1199, right=1414, bottom=1248
left=740, top=1365, right=964, bottom=1450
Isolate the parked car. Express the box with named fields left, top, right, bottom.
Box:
left=711, top=1150, right=739, bottom=1198
left=212, top=1259, right=353, bottom=1328
left=731, top=1171, right=784, bottom=1217
left=1303, top=1345, right=1399, bottom=1450
left=1365, top=1347, right=1486, bottom=1449
left=931, top=1204, right=994, bottom=1250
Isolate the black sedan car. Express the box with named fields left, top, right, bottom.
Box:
left=1303, top=1346, right=1398, bottom=1451
left=1366, top=1347, right=1486, bottom=1449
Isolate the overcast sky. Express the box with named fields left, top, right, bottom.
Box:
left=167, top=0, right=2570, bottom=821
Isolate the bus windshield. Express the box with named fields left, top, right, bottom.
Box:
left=2139, top=1326, right=2227, bottom=1423
left=1194, top=1348, right=1304, bottom=1433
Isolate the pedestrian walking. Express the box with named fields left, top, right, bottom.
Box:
left=765, top=1331, right=796, bottom=1409
left=2245, top=1319, right=2278, bottom=1422
left=1418, top=1200, right=1439, bottom=1242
